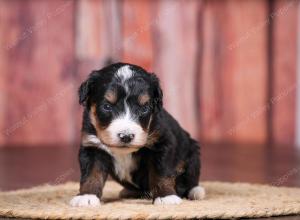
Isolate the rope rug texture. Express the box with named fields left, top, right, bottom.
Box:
left=0, top=181, right=300, bottom=219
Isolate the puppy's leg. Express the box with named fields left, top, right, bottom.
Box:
left=70, top=147, right=108, bottom=207
left=149, top=165, right=182, bottom=205
left=119, top=188, right=141, bottom=199
left=177, top=147, right=205, bottom=200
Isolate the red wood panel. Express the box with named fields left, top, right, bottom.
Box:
left=75, top=0, right=123, bottom=143
left=75, top=0, right=122, bottom=63
left=75, top=0, right=111, bottom=97
left=152, top=0, right=200, bottom=138
left=271, top=0, right=298, bottom=146
left=0, top=1, right=10, bottom=146
left=76, top=0, right=103, bottom=60
left=199, top=0, right=268, bottom=144
left=122, top=0, right=154, bottom=71
left=0, top=0, right=75, bottom=146
left=0, top=0, right=297, bottom=147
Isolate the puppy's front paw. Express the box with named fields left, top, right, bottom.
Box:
left=69, top=194, right=101, bottom=207
left=188, top=185, right=205, bottom=200
left=153, top=195, right=182, bottom=205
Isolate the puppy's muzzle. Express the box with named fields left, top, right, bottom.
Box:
left=118, top=132, right=135, bottom=144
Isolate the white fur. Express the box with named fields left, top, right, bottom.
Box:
left=81, top=134, right=111, bottom=154
left=117, top=65, right=133, bottom=82
left=81, top=134, right=100, bottom=146
left=113, top=153, right=138, bottom=187
left=106, top=104, right=147, bottom=146
left=69, top=194, right=101, bottom=207
left=153, top=195, right=182, bottom=205
left=188, top=186, right=205, bottom=200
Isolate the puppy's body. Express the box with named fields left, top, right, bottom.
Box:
left=70, top=63, right=204, bottom=207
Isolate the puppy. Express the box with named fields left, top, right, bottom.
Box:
left=70, top=63, right=205, bottom=207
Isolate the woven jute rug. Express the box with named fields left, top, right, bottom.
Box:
left=0, top=181, right=300, bottom=219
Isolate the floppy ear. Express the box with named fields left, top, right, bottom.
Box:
left=78, top=80, right=89, bottom=105
left=150, top=73, right=163, bottom=112
left=78, top=71, right=97, bottom=105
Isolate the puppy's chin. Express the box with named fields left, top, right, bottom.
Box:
left=109, top=146, right=140, bottom=154
left=100, top=139, right=142, bottom=154
left=99, top=136, right=146, bottom=154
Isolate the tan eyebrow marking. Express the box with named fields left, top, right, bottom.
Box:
left=104, top=90, right=117, bottom=104
left=138, top=93, right=150, bottom=105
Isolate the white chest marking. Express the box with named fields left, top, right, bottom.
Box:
left=112, top=153, right=137, bottom=186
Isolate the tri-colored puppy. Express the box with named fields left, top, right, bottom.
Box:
left=70, top=63, right=205, bottom=207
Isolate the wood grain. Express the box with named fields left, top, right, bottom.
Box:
left=0, top=0, right=76, bottom=146
left=271, top=0, right=298, bottom=146
left=0, top=1, right=11, bottom=145
left=0, top=0, right=298, bottom=147
left=199, top=0, right=268, bottom=144
left=121, top=0, right=154, bottom=71
left=75, top=0, right=122, bottom=63
left=152, top=0, right=200, bottom=138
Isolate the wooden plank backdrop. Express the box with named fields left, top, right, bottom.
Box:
left=271, top=0, right=298, bottom=146
left=122, top=0, right=154, bottom=70
left=199, top=0, right=268, bottom=144
left=0, top=0, right=298, bottom=147
left=152, top=0, right=200, bottom=138
left=0, top=0, right=76, bottom=146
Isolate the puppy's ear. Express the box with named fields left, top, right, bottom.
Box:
left=78, top=71, right=97, bottom=105
left=78, top=80, right=89, bottom=105
left=150, top=73, right=163, bottom=112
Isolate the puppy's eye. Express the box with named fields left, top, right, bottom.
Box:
left=140, top=105, right=150, bottom=114
left=102, top=103, right=112, bottom=112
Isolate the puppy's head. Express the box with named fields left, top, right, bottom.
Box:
left=79, top=63, right=162, bottom=152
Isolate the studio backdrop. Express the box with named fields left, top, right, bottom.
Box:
left=0, top=0, right=298, bottom=148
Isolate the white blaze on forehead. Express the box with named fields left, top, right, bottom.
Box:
left=116, top=65, right=133, bottom=82
left=106, top=103, right=146, bottom=146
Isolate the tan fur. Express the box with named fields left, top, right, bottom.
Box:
left=104, top=90, right=117, bottom=104
left=80, top=163, right=107, bottom=198
left=138, top=93, right=150, bottom=105
left=176, top=160, right=185, bottom=174
left=146, top=130, right=160, bottom=146
left=149, top=164, right=176, bottom=198
left=90, top=105, right=115, bottom=145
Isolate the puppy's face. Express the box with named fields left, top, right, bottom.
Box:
left=79, top=63, right=162, bottom=152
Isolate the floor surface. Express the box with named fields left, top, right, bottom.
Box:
left=0, top=143, right=299, bottom=219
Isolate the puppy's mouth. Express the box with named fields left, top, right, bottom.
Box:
left=113, top=144, right=142, bottom=150
left=108, top=144, right=141, bottom=154
left=100, top=139, right=142, bottom=151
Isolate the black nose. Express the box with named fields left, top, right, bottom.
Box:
left=118, top=133, right=135, bottom=144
